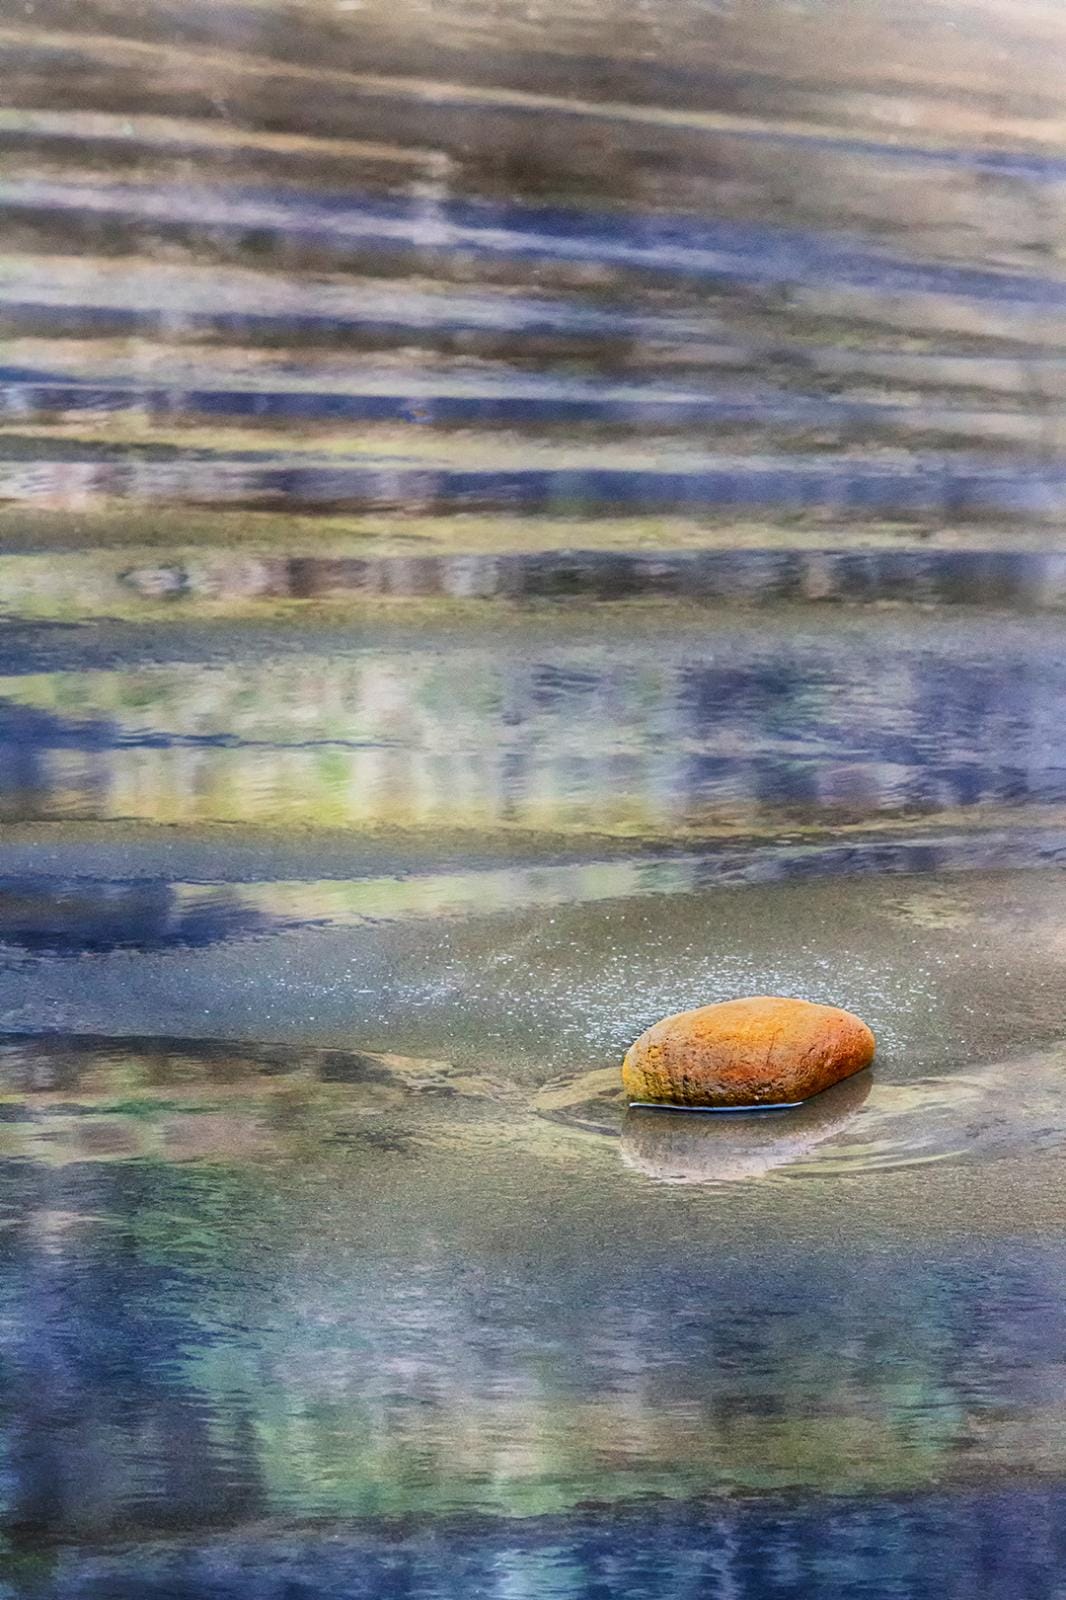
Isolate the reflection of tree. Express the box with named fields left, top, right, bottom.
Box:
left=1, top=1088, right=1064, bottom=1552
left=5, top=630, right=1066, bottom=832
left=0, top=699, right=111, bottom=823
left=0, top=879, right=283, bottom=954
left=0, top=1159, right=270, bottom=1548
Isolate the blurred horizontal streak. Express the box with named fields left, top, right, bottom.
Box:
left=5, top=179, right=1066, bottom=307
left=7, top=89, right=1066, bottom=183
left=5, top=13, right=1066, bottom=156
left=2, top=453, right=1065, bottom=518
left=0, top=373, right=1055, bottom=444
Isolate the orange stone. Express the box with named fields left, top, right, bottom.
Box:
left=621, top=995, right=875, bottom=1108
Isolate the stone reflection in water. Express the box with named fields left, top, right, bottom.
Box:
left=620, top=1073, right=872, bottom=1183
left=547, top=1047, right=1066, bottom=1179
left=617, top=1048, right=1066, bottom=1179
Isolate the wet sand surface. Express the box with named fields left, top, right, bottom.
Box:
left=5, top=1, right=1066, bottom=1595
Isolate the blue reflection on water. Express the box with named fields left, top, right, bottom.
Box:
left=1, top=1117, right=1065, bottom=1598
left=2, top=617, right=1065, bottom=833
left=10, top=181, right=1066, bottom=308
left=4, top=1491, right=1065, bottom=1599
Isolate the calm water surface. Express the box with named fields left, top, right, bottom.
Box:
left=6, top=0, right=1066, bottom=1595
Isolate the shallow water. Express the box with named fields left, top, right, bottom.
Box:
left=6, top=851, right=1066, bottom=1596
left=7, top=1018, right=1066, bottom=1599
left=6, top=0, right=1066, bottom=1595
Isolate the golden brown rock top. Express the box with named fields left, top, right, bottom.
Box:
left=621, top=995, right=875, bottom=1108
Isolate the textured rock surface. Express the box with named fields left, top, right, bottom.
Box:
left=621, top=996, right=875, bottom=1107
